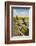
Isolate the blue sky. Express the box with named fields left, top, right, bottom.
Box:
left=13, top=8, right=30, bottom=16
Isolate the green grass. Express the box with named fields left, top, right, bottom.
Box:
left=12, top=16, right=29, bottom=36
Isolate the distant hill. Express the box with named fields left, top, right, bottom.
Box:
left=13, top=15, right=29, bottom=17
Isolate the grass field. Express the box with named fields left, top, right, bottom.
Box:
left=12, top=16, right=29, bottom=36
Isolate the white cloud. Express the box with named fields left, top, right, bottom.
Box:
left=13, top=9, right=29, bottom=17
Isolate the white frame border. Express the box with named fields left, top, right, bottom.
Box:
left=10, top=5, right=32, bottom=41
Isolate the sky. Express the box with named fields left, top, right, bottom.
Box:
left=12, top=8, right=30, bottom=17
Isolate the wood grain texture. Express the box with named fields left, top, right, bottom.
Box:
left=5, top=1, right=35, bottom=44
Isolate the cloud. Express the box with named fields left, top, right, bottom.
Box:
left=13, top=9, right=29, bottom=16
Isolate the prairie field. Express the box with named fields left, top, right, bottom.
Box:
left=12, top=16, right=29, bottom=36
